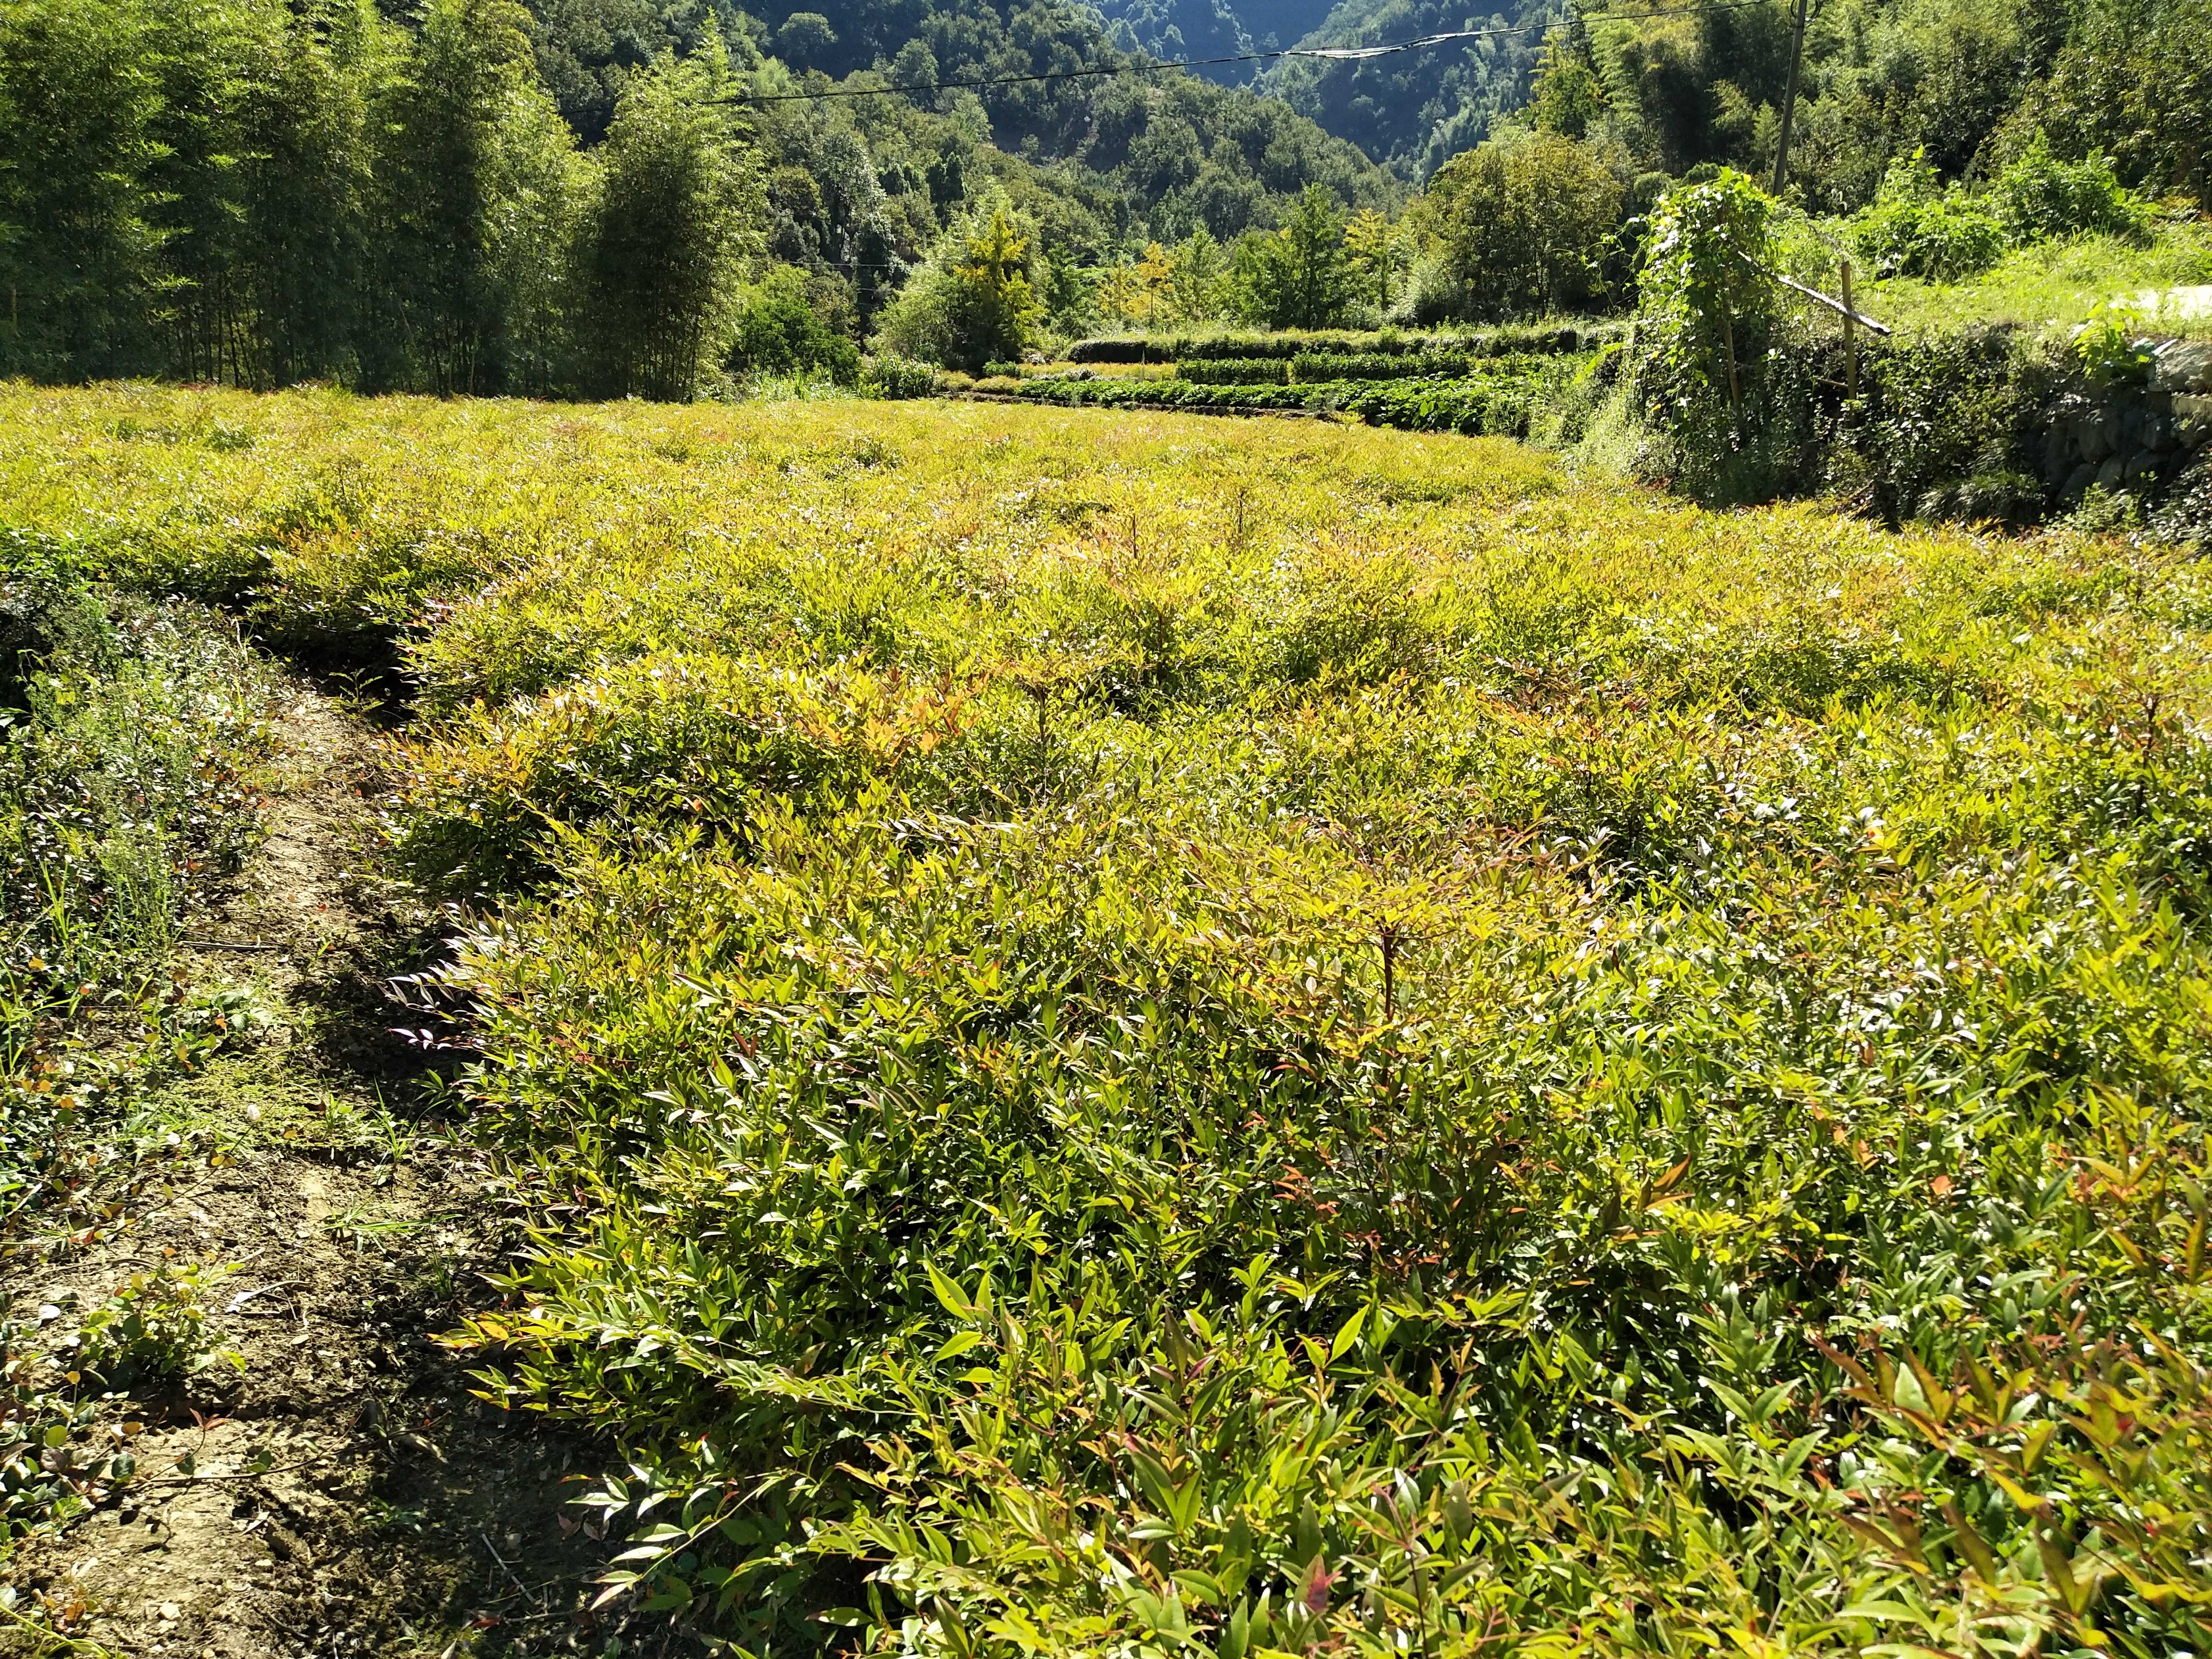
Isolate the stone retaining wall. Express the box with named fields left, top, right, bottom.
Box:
left=2044, top=338, right=2212, bottom=502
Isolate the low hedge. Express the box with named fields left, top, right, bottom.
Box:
left=1175, top=358, right=1292, bottom=385
left=1177, top=350, right=1567, bottom=387
left=1069, top=322, right=1626, bottom=364
left=999, top=357, right=1585, bottom=438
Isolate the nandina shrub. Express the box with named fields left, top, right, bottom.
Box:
left=12, top=386, right=2212, bottom=1655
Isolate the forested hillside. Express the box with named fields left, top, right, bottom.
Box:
left=0, top=0, right=1393, bottom=393
left=532, top=0, right=1391, bottom=217
left=1088, top=0, right=1355, bottom=79
left=1274, top=0, right=2211, bottom=198
left=1268, top=0, right=1557, bottom=177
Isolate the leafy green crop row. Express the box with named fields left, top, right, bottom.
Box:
left=1011, top=355, right=1587, bottom=437
left=7, top=384, right=2212, bottom=1655
left=1070, top=324, right=1623, bottom=364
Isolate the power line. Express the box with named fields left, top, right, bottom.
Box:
left=709, top=0, right=1783, bottom=104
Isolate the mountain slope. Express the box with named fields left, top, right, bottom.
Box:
left=527, top=0, right=1402, bottom=240
left=1263, top=0, right=1561, bottom=178
left=1088, top=0, right=1347, bottom=81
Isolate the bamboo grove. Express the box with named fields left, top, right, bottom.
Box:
left=0, top=0, right=759, bottom=398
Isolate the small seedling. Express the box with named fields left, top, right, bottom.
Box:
left=65, top=1264, right=241, bottom=1389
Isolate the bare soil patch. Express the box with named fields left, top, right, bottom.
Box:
left=3, top=686, right=618, bottom=1659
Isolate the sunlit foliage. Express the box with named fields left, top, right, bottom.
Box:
left=8, top=384, right=2212, bottom=1654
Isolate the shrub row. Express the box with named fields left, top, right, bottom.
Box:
left=1177, top=354, right=1511, bottom=385
left=1069, top=322, right=1624, bottom=363
left=1011, top=355, right=1584, bottom=437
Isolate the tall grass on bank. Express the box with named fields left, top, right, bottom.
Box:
left=0, top=545, right=276, bottom=1539
left=8, top=384, right=2212, bottom=1654
left=0, top=546, right=276, bottom=1203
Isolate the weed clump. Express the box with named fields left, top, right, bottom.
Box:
left=67, top=1266, right=237, bottom=1391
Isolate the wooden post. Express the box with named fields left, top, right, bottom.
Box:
left=1772, top=0, right=1811, bottom=196
left=1839, top=257, right=1857, bottom=399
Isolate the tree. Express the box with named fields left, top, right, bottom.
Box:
left=0, top=0, right=167, bottom=379
left=232, top=0, right=381, bottom=386
left=582, top=43, right=761, bottom=399
left=1342, top=208, right=1405, bottom=312
left=1164, top=227, right=1229, bottom=322
left=142, top=0, right=268, bottom=383
left=2007, top=0, right=2212, bottom=210
left=1097, top=241, right=1175, bottom=326
left=1529, top=32, right=1606, bottom=140
left=871, top=195, right=1042, bottom=372
left=363, top=0, right=579, bottom=394
left=1418, top=130, right=1623, bottom=321
left=774, top=12, right=835, bottom=69
left=143, top=0, right=381, bottom=386
left=1235, top=184, right=1354, bottom=331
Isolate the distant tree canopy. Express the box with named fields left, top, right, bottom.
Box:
left=1415, top=129, right=1624, bottom=322
left=0, top=0, right=1398, bottom=392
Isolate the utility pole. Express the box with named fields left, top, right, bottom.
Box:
left=1771, top=0, right=1810, bottom=197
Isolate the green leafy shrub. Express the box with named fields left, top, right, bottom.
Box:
left=392, top=652, right=979, bottom=893
left=1993, top=131, right=2152, bottom=245
left=1840, top=325, right=2058, bottom=523
left=1852, top=150, right=2009, bottom=280
left=2, top=1320, right=116, bottom=1537
left=1288, top=351, right=1471, bottom=383
left=1072, top=324, right=1622, bottom=365
left=68, top=1265, right=236, bottom=1389
left=1013, top=355, right=1581, bottom=437
left=728, top=265, right=861, bottom=386
left=860, top=354, right=937, bottom=399
left=2072, top=300, right=2154, bottom=384
left=1632, top=170, right=1804, bottom=500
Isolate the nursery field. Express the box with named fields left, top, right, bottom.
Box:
left=7, top=383, right=2212, bottom=1656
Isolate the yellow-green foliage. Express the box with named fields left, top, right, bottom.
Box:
left=7, top=383, right=2212, bottom=1655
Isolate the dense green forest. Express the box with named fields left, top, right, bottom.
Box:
left=1, top=0, right=2207, bottom=397
left=1271, top=0, right=2212, bottom=191
left=0, top=0, right=1392, bottom=392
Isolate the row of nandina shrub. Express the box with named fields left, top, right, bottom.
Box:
left=16, top=385, right=2212, bottom=1656
left=1177, top=352, right=1513, bottom=385
left=1068, top=322, right=1625, bottom=363
left=1010, top=353, right=1592, bottom=436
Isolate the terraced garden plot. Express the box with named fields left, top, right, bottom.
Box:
left=6, top=384, right=2212, bottom=1656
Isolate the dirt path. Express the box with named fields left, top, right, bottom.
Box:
left=4, top=685, right=606, bottom=1659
